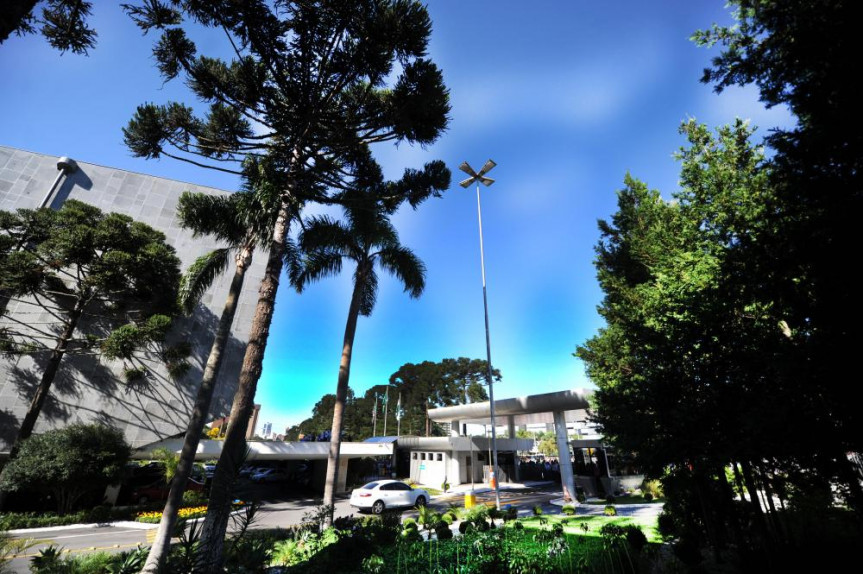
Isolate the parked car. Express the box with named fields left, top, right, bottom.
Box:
left=349, top=480, right=430, bottom=514
left=132, top=477, right=205, bottom=504
left=203, top=463, right=217, bottom=479
left=250, top=468, right=289, bottom=483
left=239, top=464, right=263, bottom=478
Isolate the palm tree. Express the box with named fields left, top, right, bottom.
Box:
left=293, top=194, right=426, bottom=523
left=141, top=185, right=294, bottom=574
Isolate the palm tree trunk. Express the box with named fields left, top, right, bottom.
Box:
left=142, top=247, right=253, bottom=574
left=322, top=278, right=364, bottom=526
left=10, top=295, right=85, bottom=457
left=194, top=204, right=292, bottom=573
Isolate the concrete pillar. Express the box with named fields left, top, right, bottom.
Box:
left=507, top=416, right=515, bottom=439
left=553, top=410, right=577, bottom=503
left=452, top=420, right=460, bottom=436
left=336, top=456, right=350, bottom=493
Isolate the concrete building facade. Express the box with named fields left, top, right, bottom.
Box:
left=0, top=146, right=266, bottom=453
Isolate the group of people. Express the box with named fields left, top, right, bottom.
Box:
left=518, top=454, right=609, bottom=481
left=518, top=457, right=564, bottom=481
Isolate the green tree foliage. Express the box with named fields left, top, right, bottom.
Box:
left=120, top=2, right=450, bottom=569
left=693, top=0, right=863, bottom=500
left=579, top=117, right=863, bottom=563
left=0, top=423, right=130, bottom=515
left=291, top=358, right=496, bottom=441
left=0, top=1, right=96, bottom=54
left=0, top=200, right=181, bottom=459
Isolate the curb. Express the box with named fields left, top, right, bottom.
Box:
left=5, top=508, right=248, bottom=536
left=5, top=521, right=158, bottom=535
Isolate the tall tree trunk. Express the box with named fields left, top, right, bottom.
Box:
left=142, top=246, right=252, bottom=574
left=10, top=295, right=85, bottom=457
left=732, top=461, right=748, bottom=502
left=322, top=277, right=363, bottom=526
left=758, top=462, right=785, bottom=544
left=0, top=295, right=85, bottom=511
left=194, top=204, right=291, bottom=573
left=835, top=449, right=863, bottom=521
left=740, top=459, right=774, bottom=558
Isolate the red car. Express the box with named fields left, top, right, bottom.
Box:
left=132, top=477, right=205, bottom=504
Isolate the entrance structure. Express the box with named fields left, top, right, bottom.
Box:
left=427, top=389, right=591, bottom=502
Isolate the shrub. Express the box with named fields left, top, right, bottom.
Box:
left=0, top=424, right=130, bottom=515
left=435, top=525, right=453, bottom=540
left=643, top=492, right=654, bottom=502
left=400, top=528, right=422, bottom=543
left=605, top=495, right=616, bottom=504
left=513, top=520, right=524, bottom=530
left=561, top=504, right=576, bottom=515
left=657, top=511, right=677, bottom=539
left=362, top=554, right=385, bottom=573
left=402, top=517, right=417, bottom=529
left=464, top=504, right=489, bottom=527
left=440, top=513, right=453, bottom=525
left=624, top=525, right=648, bottom=552
left=532, top=505, right=543, bottom=516
left=182, top=489, right=207, bottom=507
left=641, top=479, right=664, bottom=499
left=604, top=505, right=617, bottom=516
left=576, top=492, right=586, bottom=503
left=458, top=521, right=472, bottom=534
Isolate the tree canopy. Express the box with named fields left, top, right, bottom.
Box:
left=0, top=200, right=182, bottom=458
left=0, top=423, right=130, bottom=515
left=287, top=357, right=497, bottom=440
left=119, top=3, right=451, bottom=568
left=0, top=1, right=96, bottom=54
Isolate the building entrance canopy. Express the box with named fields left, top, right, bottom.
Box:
left=427, top=388, right=592, bottom=504
left=427, top=389, right=592, bottom=427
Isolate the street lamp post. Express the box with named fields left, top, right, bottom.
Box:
left=458, top=159, right=502, bottom=511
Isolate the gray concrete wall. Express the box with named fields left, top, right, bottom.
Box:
left=0, top=146, right=266, bottom=452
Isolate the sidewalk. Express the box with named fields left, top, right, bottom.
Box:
left=419, top=480, right=555, bottom=502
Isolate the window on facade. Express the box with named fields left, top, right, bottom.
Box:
left=436, top=453, right=443, bottom=461
left=421, top=453, right=426, bottom=460
left=412, top=452, right=417, bottom=460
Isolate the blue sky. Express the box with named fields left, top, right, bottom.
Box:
left=0, top=1, right=793, bottom=435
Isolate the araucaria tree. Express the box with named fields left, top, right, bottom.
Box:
left=293, top=156, right=447, bottom=522
left=121, top=1, right=449, bottom=569
left=0, top=200, right=181, bottom=460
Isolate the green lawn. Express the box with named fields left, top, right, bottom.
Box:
left=517, top=513, right=662, bottom=543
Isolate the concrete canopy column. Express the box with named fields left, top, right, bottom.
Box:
left=336, top=456, right=350, bottom=493
left=553, top=410, right=577, bottom=503
left=507, top=416, right=515, bottom=439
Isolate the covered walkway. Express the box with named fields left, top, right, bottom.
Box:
left=428, top=389, right=592, bottom=503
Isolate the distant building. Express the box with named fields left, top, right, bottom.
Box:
left=0, top=146, right=265, bottom=453
left=209, top=404, right=261, bottom=441
left=262, top=421, right=273, bottom=438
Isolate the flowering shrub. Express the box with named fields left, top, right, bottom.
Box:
left=135, top=501, right=245, bottom=523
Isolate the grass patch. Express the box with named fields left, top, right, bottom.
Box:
left=586, top=495, right=664, bottom=505
left=517, top=513, right=662, bottom=543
